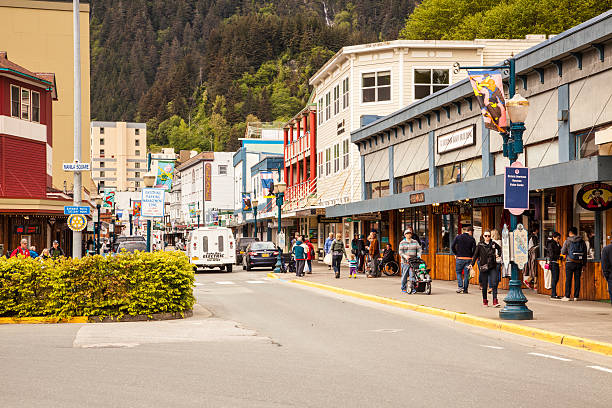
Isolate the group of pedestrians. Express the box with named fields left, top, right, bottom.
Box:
left=9, top=239, right=64, bottom=261
left=290, top=234, right=316, bottom=277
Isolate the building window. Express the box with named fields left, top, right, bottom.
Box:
left=414, top=68, right=450, bottom=100
left=135, top=139, right=140, bottom=146
left=366, top=180, right=390, bottom=199
left=333, top=143, right=340, bottom=173
left=135, top=162, right=140, bottom=168
left=135, top=181, right=140, bottom=188
left=576, top=123, right=612, bottom=158
left=21, top=89, right=30, bottom=121
left=394, top=171, right=429, bottom=193
left=362, top=71, right=391, bottom=103
left=100, top=162, right=105, bottom=168
left=135, top=172, right=140, bottom=178
left=325, top=147, right=331, bottom=176
left=135, top=150, right=140, bottom=156
left=219, top=165, right=227, bottom=175
left=100, top=138, right=105, bottom=145
left=333, top=84, right=340, bottom=115
left=438, top=158, right=482, bottom=186
left=100, top=171, right=105, bottom=177
left=100, top=127, right=105, bottom=134
left=325, top=92, right=331, bottom=121
left=100, top=149, right=105, bottom=156
left=318, top=98, right=323, bottom=125
left=10, top=85, right=20, bottom=118
left=135, top=129, right=140, bottom=135
left=400, top=208, right=429, bottom=253
left=318, top=151, right=324, bottom=179
left=31, top=91, right=40, bottom=123
left=342, top=77, right=349, bottom=109
left=342, top=139, right=349, bottom=169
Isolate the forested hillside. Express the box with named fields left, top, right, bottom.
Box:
left=90, top=0, right=418, bottom=152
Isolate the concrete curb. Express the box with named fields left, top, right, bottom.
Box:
left=0, top=316, right=88, bottom=324
left=268, top=273, right=612, bottom=357
left=0, top=310, right=193, bottom=325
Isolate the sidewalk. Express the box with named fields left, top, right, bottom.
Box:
left=287, top=262, right=612, bottom=345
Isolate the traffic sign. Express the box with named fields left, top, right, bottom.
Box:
left=504, top=162, right=529, bottom=216
left=67, top=214, right=87, bottom=232
left=63, top=162, right=91, bottom=171
left=64, top=206, right=91, bottom=215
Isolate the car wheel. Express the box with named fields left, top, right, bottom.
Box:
left=226, top=264, right=233, bottom=273
left=245, top=259, right=252, bottom=271
left=219, top=265, right=225, bottom=271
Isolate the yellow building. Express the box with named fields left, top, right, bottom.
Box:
left=0, top=0, right=92, bottom=192
left=90, top=121, right=147, bottom=192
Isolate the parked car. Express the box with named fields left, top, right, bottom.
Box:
left=242, top=241, right=279, bottom=271
left=236, top=237, right=259, bottom=264
left=113, top=235, right=146, bottom=253
left=115, top=240, right=147, bottom=253
left=188, top=226, right=236, bottom=272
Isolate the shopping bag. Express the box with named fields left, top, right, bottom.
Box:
left=469, top=264, right=476, bottom=279
left=304, top=262, right=311, bottom=273
left=324, top=253, right=332, bottom=265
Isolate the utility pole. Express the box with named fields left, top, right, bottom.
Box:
left=72, top=0, right=82, bottom=258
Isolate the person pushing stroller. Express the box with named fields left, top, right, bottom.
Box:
left=399, top=230, right=422, bottom=294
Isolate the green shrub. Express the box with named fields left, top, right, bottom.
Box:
left=0, top=251, right=194, bottom=318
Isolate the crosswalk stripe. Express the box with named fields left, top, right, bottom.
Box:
left=215, top=281, right=235, bottom=285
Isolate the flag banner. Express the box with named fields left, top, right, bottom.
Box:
left=102, top=189, right=115, bottom=208
left=189, top=203, right=196, bottom=218
left=155, top=160, right=175, bottom=190
left=132, top=200, right=141, bottom=217
left=242, top=193, right=252, bottom=211
left=468, top=70, right=508, bottom=132
left=260, top=171, right=275, bottom=198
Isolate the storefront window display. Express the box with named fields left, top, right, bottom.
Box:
left=435, top=201, right=477, bottom=253
left=399, top=207, right=428, bottom=252
left=366, top=180, right=390, bottom=199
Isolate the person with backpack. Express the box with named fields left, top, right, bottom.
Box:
left=561, top=227, right=587, bottom=301
left=546, top=232, right=563, bottom=300
left=10, top=239, right=31, bottom=258
left=470, top=230, right=502, bottom=307
left=330, top=233, right=346, bottom=279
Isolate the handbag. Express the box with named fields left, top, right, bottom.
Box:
left=469, top=265, right=476, bottom=279
left=324, top=253, right=332, bottom=265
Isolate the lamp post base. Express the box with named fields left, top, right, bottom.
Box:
left=499, top=278, right=533, bottom=320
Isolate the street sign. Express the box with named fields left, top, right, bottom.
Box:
left=141, top=188, right=165, bottom=218
left=64, top=206, right=91, bottom=215
left=63, top=162, right=91, bottom=171
left=67, top=214, right=87, bottom=232
left=504, top=162, right=529, bottom=216
left=512, top=224, right=528, bottom=269
left=87, top=221, right=94, bottom=232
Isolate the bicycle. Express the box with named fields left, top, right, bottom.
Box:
left=379, top=260, right=399, bottom=276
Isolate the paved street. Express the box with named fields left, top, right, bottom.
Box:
left=1, top=269, right=612, bottom=407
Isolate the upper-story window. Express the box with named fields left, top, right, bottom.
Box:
left=325, top=92, right=331, bottom=121
left=342, top=77, right=349, bottom=109
left=135, top=129, right=140, bottom=135
left=318, top=151, right=324, bottom=179
left=135, top=150, right=140, bottom=156
left=135, top=162, right=140, bottom=168
left=362, top=71, right=391, bottom=103
left=11, top=86, right=19, bottom=118
left=100, top=138, right=105, bottom=145
left=31, top=92, right=40, bottom=123
left=218, top=165, right=228, bottom=175
left=20, top=89, right=30, bottom=121
left=135, top=139, right=140, bottom=146
left=325, top=147, right=331, bottom=176
left=333, top=143, right=340, bottom=173
left=333, top=84, right=340, bottom=115
left=342, top=139, right=349, bottom=169
left=100, top=127, right=105, bottom=134
left=10, top=85, right=40, bottom=123
left=100, top=149, right=105, bottom=156
left=318, top=98, right=323, bottom=125
left=100, top=162, right=105, bottom=168
left=414, top=68, right=450, bottom=99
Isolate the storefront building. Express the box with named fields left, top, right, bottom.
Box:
left=327, top=11, right=612, bottom=300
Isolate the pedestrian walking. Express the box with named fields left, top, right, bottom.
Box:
left=357, top=234, right=367, bottom=273
left=470, top=230, right=502, bottom=307
left=29, top=246, right=39, bottom=259
left=367, top=232, right=381, bottom=278
left=330, top=233, right=346, bottom=278
left=304, top=237, right=315, bottom=274
left=398, top=230, right=422, bottom=294
left=10, top=239, right=31, bottom=258
left=561, top=227, right=587, bottom=301
left=348, top=254, right=358, bottom=278
left=546, top=232, right=563, bottom=300
left=324, top=232, right=334, bottom=270
left=489, top=229, right=503, bottom=294
left=292, top=236, right=307, bottom=277
left=601, top=239, right=612, bottom=307
left=451, top=225, right=476, bottom=293
left=50, top=240, right=65, bottom=258
left=39, top=248, right=51, bottom=261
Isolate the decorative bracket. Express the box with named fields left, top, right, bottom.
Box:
left=534, top=68, right=545, bottom=84
left=518, top=75, right=528, bottom=90
left=453, top=101, right=462, bottom=115
left=443, top=106, right=451, bottom=119
left=592, top=44, right=604, bottom=62
left=570, top=52, right=582, bottom=70
left=464, top=96, right=473, bottom=111
left=551, top=60, right=563, bottom=77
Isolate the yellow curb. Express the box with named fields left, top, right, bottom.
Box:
left=285, top=278, right=612, bottom=357
left=0, top=316, right=88, bottom=325
left=267, top=272, right=280, bottom=279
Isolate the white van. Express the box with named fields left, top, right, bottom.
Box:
left=187, top=226, right=236, bottom=272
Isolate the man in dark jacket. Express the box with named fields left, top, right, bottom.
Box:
left=601, top=239, right=612, bottom=306
left=560, top=227, right=587, bottom=301
left=451, top=225, right=476, bottom=293
left=470, top=231, right=501, bottom=307
left=50, top=240, right=65, bottom=258
left=546, top=232, right=562, bottom=299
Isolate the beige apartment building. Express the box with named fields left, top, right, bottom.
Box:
left=90, top=122, right=147, bottom=192
left=0, top=0, right=92, bottom=192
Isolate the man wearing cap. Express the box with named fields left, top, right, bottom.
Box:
left=398, top=230, right=422, bottom=294
left=50, top=240, right=65, bottom=258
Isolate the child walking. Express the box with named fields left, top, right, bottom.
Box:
left=349, top=254, right=358, bottom=278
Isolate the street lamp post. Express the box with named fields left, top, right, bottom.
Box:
left=273, top=182, right=287, bottom=274
left=252, top=198, right=259, bottom=239
left=94, top=196, right=103, bottom=255
left=143, top=173, right=156, bottom=252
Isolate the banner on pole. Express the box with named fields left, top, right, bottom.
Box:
left=102, top=189, right=115, bottom=208
left=189, top=203, right=197, bottom=218
left=260, top=171, right=275, bottom=198
left=504, top=162, right=529, bottom=216
left=242, top=193, right=252, bottom=211
left=132, top=200, right=141, bottom=217
left=154, top=160, right=175, bottom=191
left=467, top=70, right=508, bottom=132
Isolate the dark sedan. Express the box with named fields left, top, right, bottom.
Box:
left=242, top=241, right=279, bottom=271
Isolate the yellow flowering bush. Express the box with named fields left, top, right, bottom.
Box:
left=0, top=251, right=194, bottom=318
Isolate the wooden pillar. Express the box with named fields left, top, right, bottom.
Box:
left=303, top=154, right=307, bottom=183
left=481, top=207, right=495, bottom=231
left=296, top=119, right=301, bottom=141
left=427, top=206, right=437, bottom=278
left=289, top=162, right=293, bottom=188
left=556, top=186, right=573, bottom=242
left=389, top=210, right=398, bottom=256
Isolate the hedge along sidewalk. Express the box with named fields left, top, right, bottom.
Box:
left=267, top=269, right=612, bottom=357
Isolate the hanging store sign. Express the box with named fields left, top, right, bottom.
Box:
left=14, top=225, right=41, bottom=234
left=474, top=195, right=503, bottom=207
left=431, top=203, right=459, bottom=215
left=204, top=163, right=212, bottom=201
left=512, top=224, right=528, bottom=269
left=576, top=182, right=612, bottom=212
left=409, top=192, right=425, bottom=204
left=318, top=216, right=343, bottom=223
left=437, top=125, right=475, bottom=154
left=504, top=162, right=529, bottom=216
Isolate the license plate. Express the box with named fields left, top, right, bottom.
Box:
left=192, top=257, right=199, bottom=260
left=262, top=253, right=269, bottom=257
